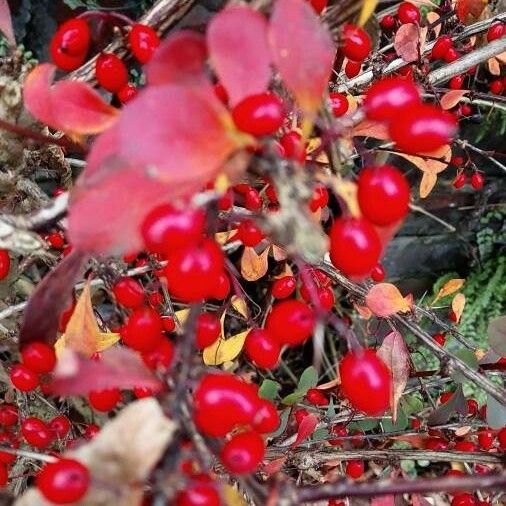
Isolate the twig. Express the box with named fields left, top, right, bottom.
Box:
left=409, top=203, right=456, bottom=233
left=0, top=445, right=57, bottom=463
left=457, top=140, right=506, bottom=174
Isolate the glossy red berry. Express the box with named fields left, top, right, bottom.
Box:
left=133, top=386, right=153, bottom=399
left=176, top=482, right=220, bottom=506
left=339, top=349, right=391, bottom=415
left=88, top=388, right=122, bottom=412
left=346, top=459, right=365, bottom=479
left=50, top=46, right=84, bottom=73
left=164, top=239, right=224, bottom=302
left=487, top=22, right=505, bottom=42
left=389, top=104, right=457, bottom=154
left=21, top=417, right=53, bottom=448
left=122, top=307, right=163, bottom=352
left=49, top=415, right=71, bottom=439
left=431, top=35, right=453, bottom=60
left=244, top=328, right=280, bottom=370
left=451, top=494, right=476, bottom=506
left=129, top=24, right=160, bottom=64
left=329, top=92, right=349, bottom=117
left=83, top=424, right=100, bottom=440
left=345, top=60, right=361, bottom=78
left=117, top=84, right=138, bottom=104
left=471, top=172, right=484, bottom=190
left=453, top=172, right=467, bottom=189
left=432, top=333, right=446, bottom=346
left=363, top=77, right=420, bottom=122
left=253, top=399, right=280, bottom=433
left=439, top=391, right=453, bottom=404
left=280, top=131, right=306, bottom=162
left=477, top=429, right=494, bottom=450
left=357, top=165, right=410, bottom=226
left=141, top=204, right=206, bottom=255
left=380, top=15, right=396, bottom=30
left=112, top=277, right=145, bottom=308
left=141, top=338, right=175, bottom=371
left=467, top=398, right=479, bottom=416
left=316, top=286, right=335, bottom=312
left=10, top=363, right=39, bottom=391
left=497, top=427, right=506, bottom=450
left=95, top=53, right=129, bottom=93
left=50, top=19, right=89, bottom=71
left=306, top=388, right=328, bottom=406
left=489, top=79, right=504, bottom=95
left=245, top=188, right=262, bottom=211
left=342, top=24, right=371, bottom=62
left=454, top=440, right=477, bottom=452
left=444, top=47, right=459, bottom=63
left=329, top=217, right=382, bottom=279
left=232, top=93, right=284, bottom=136
left=370, top=263, right=385, bottom=282
left=220, top=430, right=265, bottom=475
left=37, top=458, right=89, bottom=504
left=20, top=341, right=56, bottom=375
left=0, top=432, right=17, bottom=464
left=271, top=276, right=296, bottom=299
left=308, top=0, right=328, bottom=14
left=0, top=404, right=18, bottom=427
left=398, top=2, right=420, bottom=24
left=449, top=75, right=465, bottom=90
left=196, top=312, right=221, bottom=349
left=0, top=249, right=10, bottom=280
left=425, top=436, right=448, bottom=450
left=237, top=219, right=264, bottom=247
left=266, top=299, right=315, bottom=346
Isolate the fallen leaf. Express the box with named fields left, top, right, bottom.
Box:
left=203, top=330, right=249, bottom=366
left=54, top=279, right=120, bottom=358
left=358, top=0, right=378, bottom=26
left=451, top=293, right=466, bottom=323
left=377, top=331, right=410, bottom=421
left=14, top=398, right=175, bottom=506
left=488, top=316, right=506, bottom=356
left=365, top=283, right=412, bottom=317
left=241, top=246, right=269, bottom=281
left=0, top=0, right=15, bottom=47
left=433, top=278, right=465, bottom=304
left=440, top=90, right=469, bottom=110
left=49, top=347, right=163, bottom=396
left=394, top=23, right=421, bottom=63
left=291, top=413, right=319, bottom=448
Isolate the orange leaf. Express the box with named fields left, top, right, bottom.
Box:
left=433, top=278, right=465, bottom=303
left=365, top=283, right=412, bottom=317
left=396, top=144, right=452, bottom=174
left=352, top=119, right=390, bottom=141
left=241, top=246, right=269, bottom=281
left=455, top=0, right=487, bottom=24
left=23, top=64, right=118, bottom=135
left=451, top=293, right=466, bottom=323
left=419, top=170, right=438, bottom=198
left=440, top=90, right=469, bottom=110
left=354, top=303, right=373, bottom=320
left=394, top=23, right=425, bottom=63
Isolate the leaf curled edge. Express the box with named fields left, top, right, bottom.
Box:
left=365, top=283, right=412, bottom=317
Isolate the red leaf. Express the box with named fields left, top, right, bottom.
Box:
left=0, top=0, right=15, bottom=47
left=146, top=30, right=208, bottom=87
left=455, top=0, right=487, bottom=24
left=440, top=89, right=469, bottom=110
left=49, top=347, right=163, bottom=396
left=19, top=249, right=87, bottom=348
left=269, top=0, right=335, bottom=116
left=23, top=64, right=118, bottom=135
left=371, top=496, right=396, bottom=506
left=207, top=6, right=271, bottom=106
left=394, top=23, right=420, bottom=63
left=291, top=413, right=319, bottom=448
left=365, top=283, right=412, bottom=317
left=262, top=456, right=287, bottom=476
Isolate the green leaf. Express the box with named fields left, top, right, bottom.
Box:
left=282, top=390, right=305, bottom=405
left=428, top=384, right=467, bottom=426
left=382, top=407, right=408, bottom=432
left=348, top=418, right=379, bottom=432
left=325, top=397, right=336, bottom=419
left=452, top=349, right=479, bottom=383
left=269, top=409, right=290, bottom=438
left=259, top=379, right=281, bottom=401
left=486, top=393, right=506, bottom=429
left=400, top=459, right=416, bottom=474
left=297, top=366, right=318, bottom=392
left=400, top=394, right=424, bottom=416
left=312, top=427, right=329, bottom=441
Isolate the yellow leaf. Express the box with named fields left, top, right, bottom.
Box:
left=306, top=137, right=329, bottom=164
left=222, top=485, right=248, bottom=506
left=451, top=293, right=466, bottom=323
left=231, top=295, right=248, bottom=319
left=396, top=144, right=451, bottom=174
left=365, top=283, right=412, bottom=317
left=358, top=0, right=378, bottom=26
left=214, top=172, right=230, bottom=194
left=203, top=330, right=249, bottom=366
left=55, top=280, right=120, bottom=358
left=419, top=171, right=438, bottom=198
left=174, top=308, right=190, bottom=330
left=433, top=278, right=465, bottom=303
left=215, top=229, right=237, bottom=245
left=330, top=179, right=360, bottom=217
left=241, top=246, right=269, bottom=281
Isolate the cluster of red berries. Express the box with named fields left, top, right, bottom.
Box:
left=9, top=342, right=56, bottom=392
left=50, top=17, right=160, bottom=103
left=380, top=2, right=421, bottom=30
left=453, top=171, right=485, bottom=190
left=193, top=373, right=279, bottom=474
left=341, top=24, right=371, bottom=78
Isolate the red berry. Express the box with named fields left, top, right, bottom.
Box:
left=220, top=430, right=265, bottom=475
left=133, top=386, right=153, bottom=399
left=431, top=35, right=453, bottom=60
left=0, top=464, right=7, bottom=487
left=0, top=404, right=18, bottom=427
left=266, top=300, right=315, bottom=346
left=129, top=24, right=160, bottom=64
left=466, top=398, right=479, bottom=416
left=0, top=249, right=10, bottom=280
left=397, top=2, right=420, bottom=24
left=329, top=92, right=349, bottom=117
left=141, top=338, right=174, bottom=371
left=439, top=391, right=453, bottom=404
left=371, top=263, right=385, bottom=282
left=357, top=165, right=410, bottom=226
left=244, top=328, right=281, bottom=370
left=20, top=342, right=56, bottom=374
left=121, top=307, right=163, bottom=352
left=176, top=482, right=220, bottom=506
left=345, top=60, right=361, bottom=78
left=37, top=458, right=89, bottom=504
left=471, top=172, right=484, bottom=190
left=497, top=427, right=506, bottom=450
left=294, top=408, right=310, bottom=425
left=49, top=415, right=71, bottom=439
left=196, top=312, right=221, bottom=349
left=451, top=494, right=476, bottom=506
left=212, top=271, right=231, bottom=300
left=454, top=440, right=477, bottom=452
left=444, top=47, right=459, bottom=63
left=117, top=84, right=138, bottom=104
left=411, top=417, right=421, bottom=430
left=329, top=423, right=347, bottom=446
left=141, top=204, right=206, bottom=255
left=88, top=388, right=122, bottom=412
left=380, top=15, right=396, bottom=30
left=449, top=75, right=465, bottom=90
left=232, top=93, right=285, bottom=136
left=425, top=436, right=448, bottom=450
left=339, top=349, right=391, bottom=415
left=54, top=18, right=90, bottom=56
left=253, top=399, right=280, bottom=433
left=363, top=77, right=420, bottom=122
left=329, top=217, right=381, bottom=279
left=280, top=130, right=306, bottom=162
left=21, top=417, right=53, bottom=448
left=489, top=79, right=504, bottom=95
left=309, top=184, right=329, bottom=212
left=271, top=276, right=296, bottom=299
left=162, top=316, right=176, bottom=332
left=316, top=286, right=335, bottom=312
left=389, top=104, right=457, bottom=154
left=477, top=429, right=494, bottom=450
left=453, top=172, right=467, bottom=189
left=432, top=333, right=446, bottom=346
left=244, top=188, right=262, bottom=211
left=0, top=432, right=18, bottom=464
left=46, top=232, right=65, bottom=249
left=308, top=0, right=328, bottom=14
left=487, top=22, right=505, bottom=42
left=193, top=373, right=260, bottom=437
left=237, top=219, right=264, bottom=247
left=83, top=424, right=100, bottom=440
left=10, top=363, right=39, bottom=391
left=164, top=239, right=224, bottom=302
left=342, top=24, right=371, bottom=62
left=306, top=388, right=328, bottom=406
left=95, top=53, right=129, bottom=93
left=346, top=459, right=364, bottom=479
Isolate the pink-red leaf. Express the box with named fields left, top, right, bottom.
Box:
left=207, top=6, right=271, bottom=106
left=49, top=347, right=163, bottom=396
left=394, top=23, right=420, bottom=63
left=291, top=413, right=319, bottom=448
left=146, top=30, right=208, bottom=87
left=23, top=64, right=118, bottom=135
left=0, top=0, right=15, bottom=47
left=269, top=0, right=335, bottom=116
left=365, top=283, right=412, bottom=317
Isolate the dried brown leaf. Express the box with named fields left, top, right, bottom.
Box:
left=241, top=246, right=269, bottom=281
left=440, top=90, right=469, bottom=110
left=452, top=293, right=466, bottom=323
